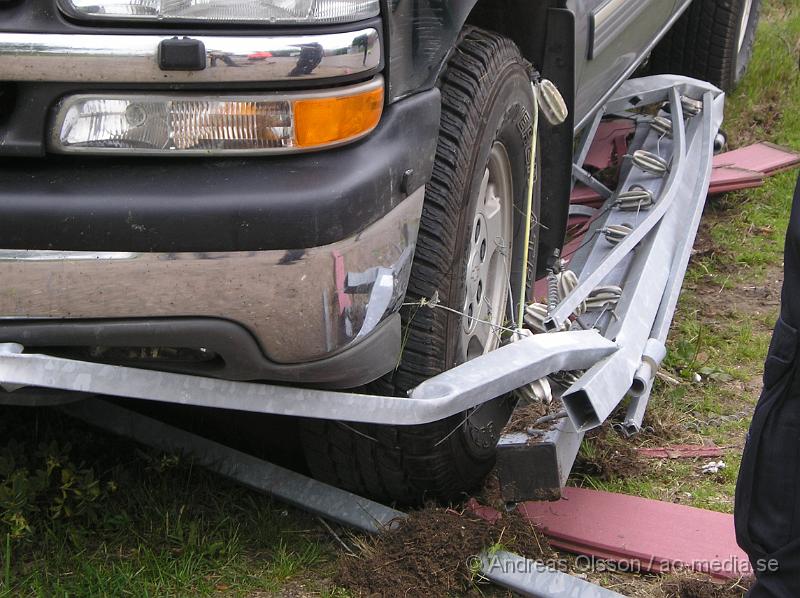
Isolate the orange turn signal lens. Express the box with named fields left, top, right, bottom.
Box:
left=294, top=83, right=384, bottom=148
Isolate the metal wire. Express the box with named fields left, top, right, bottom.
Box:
left=517, top=81, right=541, bottom=327
left=402, top=293, right=518, bottom=337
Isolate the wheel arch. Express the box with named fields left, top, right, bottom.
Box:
left=466, top=1, right=575, bottom=276
left=382, top=0, right=564, bottom=103
left=383, top=0, right=575, bottom=277
left=464, top=0, right=558, bottom=71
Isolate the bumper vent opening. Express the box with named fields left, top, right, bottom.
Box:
left=0, top=84, right=17, bottom=129
left=32, top=345, right=222, bottom=369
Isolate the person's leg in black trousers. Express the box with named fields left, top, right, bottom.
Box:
left=735, top=173, right=800, bottom=597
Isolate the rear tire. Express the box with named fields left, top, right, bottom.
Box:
left=649, top=0, right=761, bottom=92
left=301, top=28, right=541, bottom=504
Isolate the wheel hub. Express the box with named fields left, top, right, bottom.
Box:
left=460, top=141, right=514, bottom=362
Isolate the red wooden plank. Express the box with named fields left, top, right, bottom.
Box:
left=570, top=183, right=604, bottom=206
left=574, top=140, right=798, bottom=201
left=466, top=498, right=503, bottom=524
left=518, top=487, right=752, bottom=580
left=708, top=166, right=765, bottom=195
left=713, top=142, right=800, bottom=176
left=583, top=120, right=635, bottom=171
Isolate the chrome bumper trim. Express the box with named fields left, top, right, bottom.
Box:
left=0, top=29, right=380, bottom=83
left=0, top=188, right=423, bottom=364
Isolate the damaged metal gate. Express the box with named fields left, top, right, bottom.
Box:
left=496, top=75, right=724, bottom=502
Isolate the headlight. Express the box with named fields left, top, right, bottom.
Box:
left=50, top=77, right=384, bottom=155
left=57, top=0, right=379, bottom=24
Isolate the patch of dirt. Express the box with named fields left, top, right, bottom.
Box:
left=503, top=397, right=553, bottom=434
left=275, top=580, right=330, bottom=598
left=689, top=221, right=733, bottom=265
left=690, top=272, right=782, bottom=329
left=336, top=507, right=553, bottom=597
left=581, top=571, right=754, bottom=598
left=473, top=470, right=508, bottom=511
left=684, top=256, right=783, bottom=342
left=573, top=426, right=646, bottom=481
left=688, top=210, right=783, bottom=329
left=726, top=88, right=784, bottom=149
left=660, top=575, right=753, bottom=598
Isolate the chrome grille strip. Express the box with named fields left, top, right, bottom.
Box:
left=0, top=29, right=380, bottom=83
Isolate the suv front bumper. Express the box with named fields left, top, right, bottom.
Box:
left=0, top=90, right=440, bottom=387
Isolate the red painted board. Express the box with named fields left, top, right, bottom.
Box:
left=570, top=183, right=604, bottom=206
left=518, top=487, right=752, bottom=580
left=466, top=498, right=503, bottom=525
left=708, top=166, right=765, bottom=196
left=574, top=142, right=797, bottom=201
left=713, top=142, right=800, bottom=176
left=637, top=444, right=726, bottom=459
left=583, top=120, right=635, bottom=171
left=574, top=163, right=765, bottom=198
left=532, top=277, right=549, bottom=303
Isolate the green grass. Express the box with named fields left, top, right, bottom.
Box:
left=574, top=0, right=800, bottom=515
left=0, top=408, right=339, bottom=597
left=580, top=454, right=742, bottom=513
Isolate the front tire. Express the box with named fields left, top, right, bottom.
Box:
left=301, top=28, right=541, bottom=504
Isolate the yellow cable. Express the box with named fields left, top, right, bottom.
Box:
left=517, top=82, right=540, bottom=328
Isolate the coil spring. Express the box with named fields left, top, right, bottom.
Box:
left=547, top=269, right=559, bottom=312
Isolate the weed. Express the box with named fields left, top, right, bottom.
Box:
left=3, top=533, right=10, bottom=594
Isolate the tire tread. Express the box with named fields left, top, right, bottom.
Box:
left=649, top=0, right=760, bottom=92
left=302, top=29, right=528, bottom=504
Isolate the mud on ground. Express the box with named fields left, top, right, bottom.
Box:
left=503, top=395, right=565, bottom=435
left=335, top=506, right=553, bottom=597
left=660, top=574, right=753, bottom=598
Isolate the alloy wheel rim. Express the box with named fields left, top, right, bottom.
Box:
left=459, top=141, right=514, bottom=363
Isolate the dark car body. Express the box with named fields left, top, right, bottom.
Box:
left=0, top=0, right=691, bottom=388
